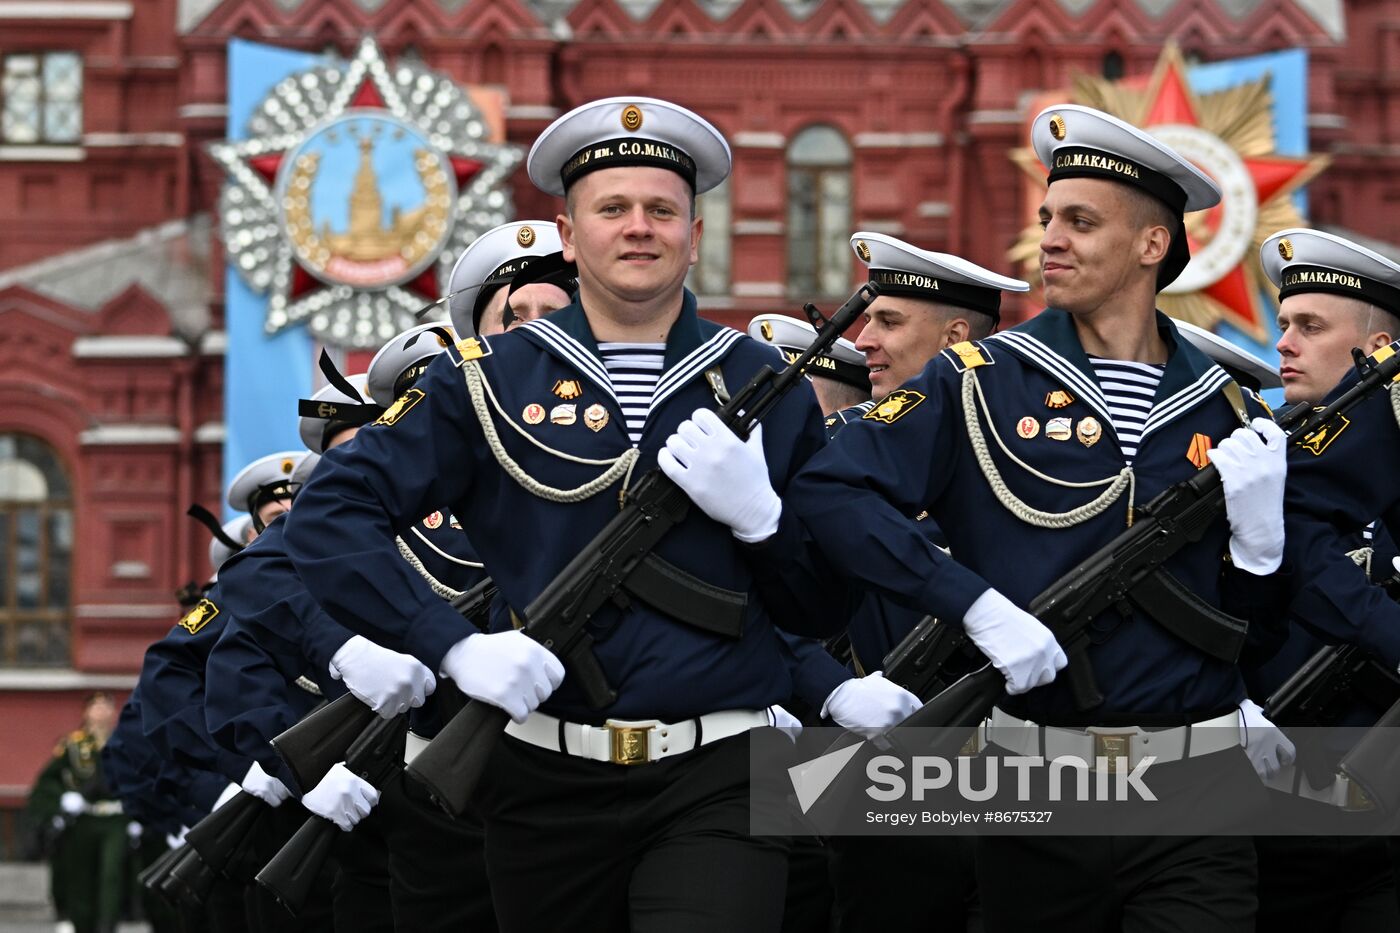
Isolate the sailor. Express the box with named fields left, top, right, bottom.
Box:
left=446, top=221, right=574, bottom=338
left=285, top=96, right=841, bottom=931
left=705, top=104, right=1295, bottom=931
left=137, top=451, right=337, bottom=932
left=1247, top=227, right=1400, bottom=929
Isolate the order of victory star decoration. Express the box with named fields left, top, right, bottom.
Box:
left=1010, top=44, right=1328, bottom=343
left=208, top=36, right=522, bottom=349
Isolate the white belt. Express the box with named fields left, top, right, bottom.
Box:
left=1264, top=762, right=1374, bottom=811
left=985, top=706, right=1242, bottom=771
left=88, top=800, right=124, bottom=817
left=504, top=709, right=772, bottom=766
left=404, top=730, right=430, bottom=767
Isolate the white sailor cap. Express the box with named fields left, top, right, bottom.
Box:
left=527, top=97, right=731, bottom=198
left=1173, top=319, right=1281, bottom=392
left=366, top=323, right=455, bottom=408
left=447, top=221, right=563, bottom=338
left=296, top=372, right=382, bottom=455
left=850, top=232, right=1028, bottom=327
left=209, top=514, right=253, bottom=573
left=290, top=451, right=321, bottom=488
left=1261, top=228, right=1400, bottom=319
left=747, top=313, right=869, bottom=391
left=1031, top=104, right=1222, bottom=289
left=226, top=451, right=309, bottom=516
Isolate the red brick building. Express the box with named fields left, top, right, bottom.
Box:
left=0, top=0, right=1395, bottom=823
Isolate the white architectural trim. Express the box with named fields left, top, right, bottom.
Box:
left=79, top=424, right=181, bottom=445
left=0, top=669, right=138, bottom=690
left=732, top=220, right=784, bottom=236
left=732, top=281, right=786, bottom=298
left=73, top=335, right=188, bottom=359
left=193, top=421, right=225, bottom=444
left=84, top=132, right=183, bottom=147
left=732, top=132, right=786, bottom=149
left=0, top=1, right=132, bottom=18
left=854, top=132, right=945, bottom=148
left=0, top=146, right=83, bottom=162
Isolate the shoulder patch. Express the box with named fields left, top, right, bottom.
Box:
left=1299, top=410, right=1350, bottom=456
left=941, top=341, right=993, bottom=373
left=178, top=598, right=219, bottom=635
left=374, top=388, right=426, bottom=427
left=448, top=337, right=493, bottom=368
left=863, top=389, right=927, bottom=425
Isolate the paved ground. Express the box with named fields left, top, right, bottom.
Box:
left=0, top=862, right=149, bottom=933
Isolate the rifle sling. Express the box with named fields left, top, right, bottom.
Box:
left=1126, top=567, right=1248, bottom=663
left=623, top=552, right=748, bottom=639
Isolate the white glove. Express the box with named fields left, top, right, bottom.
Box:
left=768, top=704, right=803, bottom=738
left=59, top=791, right=85, bottom=816
left=440, top=631, right=564, bottom=724
left=658, top=408, right=782, bottom=543
left=822, top=673, right=923, bottom=739
left=301, top=762, right=379, bottom=832
left=239, top=761, right=290, bottom=807
left=126, top=821, right=143, bottom=840
left=1208, top=418, right=1287, bottom=575
left=1239, top=698, right=1295, bottom=780
left=330, top=635, right=436, bottom=718
left=165, top=827, right=188, bottom=849
left=962, top=589, right=1067, bottom=695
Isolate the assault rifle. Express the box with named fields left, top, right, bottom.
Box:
left=887, top=342, right=1400, bottom=754
left=1266, top=643, right=1400, bottom=727
left=408, top=282, right=883, bottom=816
left=270, top=576, right=498, bottom=791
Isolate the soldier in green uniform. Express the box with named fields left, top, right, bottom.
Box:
left=25, top=692, right=128, bottom=933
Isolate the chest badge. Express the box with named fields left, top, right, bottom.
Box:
left=423, top=511, right=443, bottom=529
left=551, top=403, right=577, bottom=426
left=1046, top=417, right=1072, bottom=441
left=1076, top=417, right=1102, bottom=448
left=523, top=403, right=546, bottom=425
left=585, top=403, right=610, bottom=432
left=1016, top=416, right=1040, bottom=439
left=1045, top=389, right=1074, bottom=409
left=1186, top=433, right=1213, bottom=470
left=552, top=379, right=583, bottom=400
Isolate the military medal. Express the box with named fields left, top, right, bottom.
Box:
left=584, top=404, right=609, bottom=432
left=1186, top=433, right=1212, bottom=470
left=1076, top=417, right=1101, bottom=447
left=1044, top=389, right=1074, bottom=409
left=423, top=511, right=443, bottom=529
left=1046, top=417, right=1072, bottom=441
left=523, top=403, right=546, bottom=425
left=552, top=379, right=583, bottom=400
left=551, top=403, right=577, bottom=426
left=1016, top=416, right=1040, bottom=439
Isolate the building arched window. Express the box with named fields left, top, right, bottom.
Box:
left=0, top=434, right=72, bottom=666
left=786, top=125, right=852, bottom=298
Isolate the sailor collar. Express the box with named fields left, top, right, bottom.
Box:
left=516, top=289, right=741, bottom=411
left=989, top=308, right=1231, bottom=442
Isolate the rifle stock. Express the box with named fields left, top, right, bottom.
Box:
left=137, top=842, right=185, bottom=893
left=271, top=693, right=375, bottom=794
left=407, top=283, right=884, bottom=815
left=256, top=712, right=407, bottom=914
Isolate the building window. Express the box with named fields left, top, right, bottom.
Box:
left=2, top=52, right=83, bottom=144
left=0, top=435, right=73, bottom=666
left=787, top=125, right=852, bottom=298
left=1102, top=52, right=1125, bottom=81
left=686, top=176, right=730, bottom=297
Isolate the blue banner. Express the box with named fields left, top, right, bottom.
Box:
left=221, top=39, right=322, bottom=517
